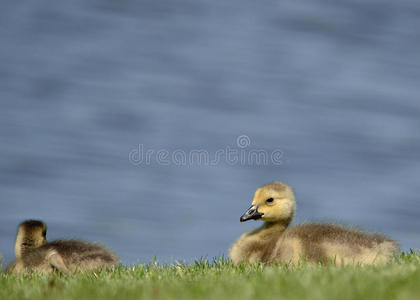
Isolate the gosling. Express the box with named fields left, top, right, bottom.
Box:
left=229, top=182, right=399, bottom=265
left=6, top=220, right=119, bottom=275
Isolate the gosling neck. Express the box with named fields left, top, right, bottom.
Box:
left=14, top=235, right=46, bottom=259
left=15, top=239, right=34, bottom=259
left=263, top=218, right=291, bottom=231
left=255, top=218, right=291, bottom=238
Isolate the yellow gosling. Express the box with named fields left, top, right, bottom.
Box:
left=229, top=182, right=399, bottom=265
left=7, top=220, right=118, bottom=275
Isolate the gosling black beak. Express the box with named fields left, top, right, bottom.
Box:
left=240, top=205, right=264, bottom=222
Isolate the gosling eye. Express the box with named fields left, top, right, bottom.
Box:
left=266, top=197, right=274, bottom=203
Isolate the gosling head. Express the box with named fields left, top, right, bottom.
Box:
left=15, top=220, right=47, bottom=259
left=240, top=182, right=296, bottom=225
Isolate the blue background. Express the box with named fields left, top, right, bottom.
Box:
left=1, top=0, right=420, bottom=266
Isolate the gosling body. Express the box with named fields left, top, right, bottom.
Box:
left=230, top=182, right=399, bottom=265
left=7, top=220, right=118, bottom=275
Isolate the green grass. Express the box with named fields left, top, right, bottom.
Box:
left=1, top=252, right=420, bottom=300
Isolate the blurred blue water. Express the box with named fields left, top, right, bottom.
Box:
left=1, top=0, right=420, bottom=266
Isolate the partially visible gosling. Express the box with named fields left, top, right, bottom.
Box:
left=229, top=182, right=399, bottom=265
left=7, top=220, right=118, bottom=275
